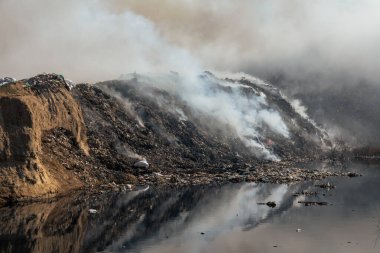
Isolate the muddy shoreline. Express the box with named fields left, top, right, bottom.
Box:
left=1, top=157, right=361, bottom=207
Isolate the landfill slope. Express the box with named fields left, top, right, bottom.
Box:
left=0, top=73, right=335, bottom=205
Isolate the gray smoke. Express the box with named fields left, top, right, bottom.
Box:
left=1, top=0, right=379, bottom=146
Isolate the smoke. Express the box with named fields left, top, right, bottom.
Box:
left=105, top=0, right=380, bottom=84
left=119, top=72, right=289, bottom=160
left=0, top=0, right=201, bottom=82
left=2, top=0, right=379, bottom=146
left=105, top=0, right=380, bottom=146
left=3, top=0, right=379, bottom=84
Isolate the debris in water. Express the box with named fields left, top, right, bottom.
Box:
left=293, top=191, right=318, bottom=196
left=347, top=172, right=361, bottom=178
left=257, top=201, right=277, bottom=208
left=316, top=182, right=336, bottom=190
left=296, top=228, right=302, bottom=232
left=298, top=201, right=329, bottom=206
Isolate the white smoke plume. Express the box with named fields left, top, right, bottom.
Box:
left=2, top=0, right=377, bottom=146
left=0, top=0, right=201, bottom=82
left=120, top=72, right=289, bottom=160
left=3, top=0, right=379, bottom=85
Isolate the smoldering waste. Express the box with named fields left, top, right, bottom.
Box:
left=0, top=73, right=353, bottom=204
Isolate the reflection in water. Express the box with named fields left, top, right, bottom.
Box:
left=0, top=183, right=301, bottom=253
left=0, top=162, right=379, bottom=253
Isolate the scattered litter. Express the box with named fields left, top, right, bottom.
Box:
left=89, top=209, right=98, bottom=214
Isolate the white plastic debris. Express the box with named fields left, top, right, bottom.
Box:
left=89, top=209, right=98, bottom=214
left=64, top=78, right=76, bottom=90
left=133, top=160, right=149, bottom=168
left=153, top=172, right=163, bottom=177
left=0, top=77, right=16, bottom=86
left=296, top=228, right=302, bottom=232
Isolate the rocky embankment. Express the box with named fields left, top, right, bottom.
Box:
left=0, top=74, right=353, bottom=205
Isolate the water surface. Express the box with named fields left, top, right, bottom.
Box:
left=0, top=162, right=379, bottom=253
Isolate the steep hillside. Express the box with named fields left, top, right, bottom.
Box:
left=0, top=74, right=89, bottom=203
left=0, top=73, right=340, bottom=204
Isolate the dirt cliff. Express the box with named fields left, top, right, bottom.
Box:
left=0, top=74, right=89, bottom=204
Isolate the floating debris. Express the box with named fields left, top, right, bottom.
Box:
left=257, top=201, right=277, bottom=208
left=298, top=201, right=329, bottom=206
left=316, top=182, right=336, bottom=190
left=347, top=172, right=361, bottom=178
left=293, top=191, right=318, bottom=197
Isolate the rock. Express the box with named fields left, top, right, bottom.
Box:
left=133, top=160, right=149, bottom=168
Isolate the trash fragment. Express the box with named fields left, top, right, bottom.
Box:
left=298, top=201, right=328, bottom=206
left=257, top=201, right=276, bottom=208
left=316, top=182, right=336, bottom=190
left=133, top=160, right=149, bottom=168
left=89, top=209, right=98, bottom=214
left=296, top=228, right=302, bottom=232
left=153, top=172, right=163, bottom=177
left=293, top=191, right=318, bottom=197
left=347, top=172, right=361, bottom=178
left=0, top=77, right=16, bottom=86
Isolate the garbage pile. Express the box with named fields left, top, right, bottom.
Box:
left=0, top=77, right=16, bottom=86
left=20, top=73, right=74, bottom=92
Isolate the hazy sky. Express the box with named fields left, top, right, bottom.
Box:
left=1, top=0, right=379, bottom=84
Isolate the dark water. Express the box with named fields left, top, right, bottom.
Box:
left=1, top=162, right=379, bottom=253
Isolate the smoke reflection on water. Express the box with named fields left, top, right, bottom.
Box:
left=106, top=183, right=292, bottom=253
left=1, top=162, right=379, bottom=253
